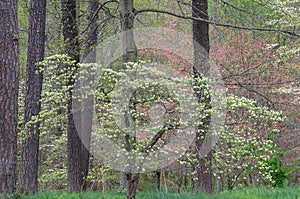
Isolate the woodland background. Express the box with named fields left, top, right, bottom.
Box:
left=0, top=0, right=299, bottom=199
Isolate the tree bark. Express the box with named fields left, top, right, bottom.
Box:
left=155, top=171, right=161, bottom=191
left=19, top=0, right=47, bottom=194
left=126, top=173, right=140, bottom=199
left=120, top=0, right=137, bottom=64
left=217, top=176, right=223, bottom=192
left=192, top=0, right=213, bottom=194
left=0, top=0, right=19, bottom=195
left=119, top=0, right=138, bottom=198
left=81, top=0, right=100, bottom=190
left=83, top=0, right=99, bottom=59
left=118, top=171, right=127, bottom=193
left=61, top=0, right=86, bottom=192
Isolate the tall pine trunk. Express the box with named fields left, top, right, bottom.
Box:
left=19, top=0, right=46, bottom=194
left=192, top=0, right=213, bottom=194
left=0, top=0, right=19, bottom=195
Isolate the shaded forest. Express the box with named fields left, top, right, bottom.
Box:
left=0, top=0, right=299, bottom=199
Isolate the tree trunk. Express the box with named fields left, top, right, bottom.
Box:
left=61, top=0, right=85, bottom=192
left=155, top=171, right=161, bottom=191
left=118, top=171, right=127, bottom=193
left=19, top=0, right=46, bottom=194
left=213, top=0, right=218, bottom=53
left=0, top=0, right=19, bottom=195
left=192, top=0, right=213, bottom=194
left=81, top=0, right=100, bottom=190
left=227, top=174, right=233, bottom=190
left=119, top=0, right=138, bottom=198
left=126, top=173, right=139, bottom=199
left=120, top=0, right=137, bottom=64
left=83, top=0, right=99, bottom=59
left=217, top=176, right=223, bottom=192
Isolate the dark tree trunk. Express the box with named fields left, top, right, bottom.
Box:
left=126, top=173, right=139, bottom=199
left=80, top=0, right=100, bottom=190
left=61, top=0, right=86, bottom=192
left=192, top=0, right=213, bottom=194
left=0, top=0, right=19, bottom=195
left=19, top=0, right=46, bottom=194
left=155, top=171, right=161, bottom=191
left=83, top=0, right=99, bottom=59
left=227, top=175, right=233, bottom=190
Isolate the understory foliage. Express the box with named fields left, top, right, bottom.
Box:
left=30, top=55, right=289, bottom=190
left=214, top=95, right=284, bottom=189
left=32, top=55, right=76, bottom=189
left=81, top=61, right=199, bottom=173
left=214, top=28, right=300, bottom=185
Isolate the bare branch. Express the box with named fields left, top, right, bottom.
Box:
left=79, top=0, right=119, bottom=36
left=134, top=8, right=300, bottom=37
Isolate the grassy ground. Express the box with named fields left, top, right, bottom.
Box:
left=4, top=186, right=299, bottom=199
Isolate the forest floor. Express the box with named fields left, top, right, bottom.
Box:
left=5, top=186, right=300, bottom=199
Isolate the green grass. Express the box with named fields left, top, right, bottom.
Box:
left=3, top=186, right=299, bottom=199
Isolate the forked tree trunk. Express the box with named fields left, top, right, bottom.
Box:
left=0, top=0, right=19, bottom=195
left=19, top=0, right=46, bottom=194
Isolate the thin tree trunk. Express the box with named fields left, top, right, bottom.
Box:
left=0, top=0, right=19, bottom=195
left=19, top=0, right=46, bottom=194
left=217, top=176, right=223, bottom=192
left=192, top=0, right=213, bottom=194
left=213, top=0, right=220, bottom=193
left=213, top=0, right=218, bottom=53
left=227, top=174, right=233, bottom=190
left=155, top=171, right=161, bottom=191
left=118, top=171, right=127, bottom=193
left=61, top=0, right=85, bottom=192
